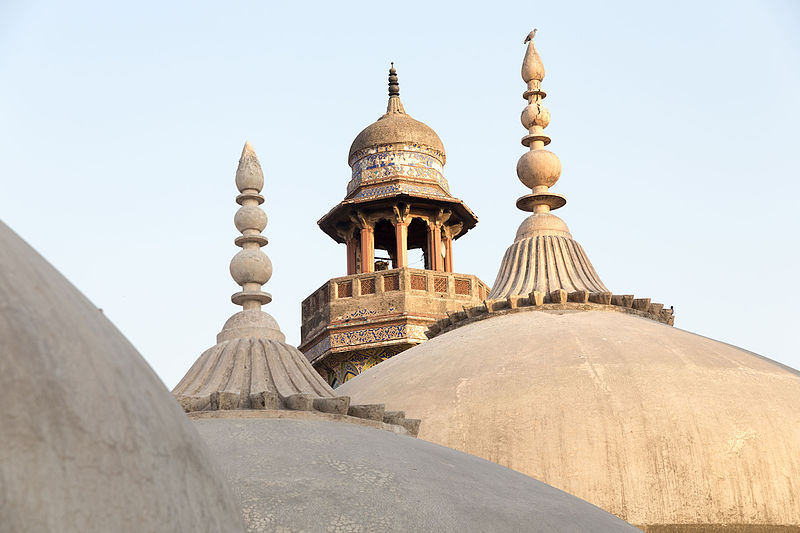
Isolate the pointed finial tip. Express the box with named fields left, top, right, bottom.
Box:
left=236, top=140, right=264, bottom=193
left=521, top=29, right=545, bottom=82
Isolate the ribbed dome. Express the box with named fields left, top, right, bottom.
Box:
left=339, top=310, right=800, bottom=531
left=348, top=110, right=445, bottom=164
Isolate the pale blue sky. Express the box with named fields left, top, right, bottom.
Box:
left=1, top=0, right=798, bottom=387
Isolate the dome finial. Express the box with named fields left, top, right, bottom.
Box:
left=489, top=32, right=609, bottom=302
left=386, top=62, right=405, bottom=114
left=515, top=30, right=566, bottom=214
left=388, top=62, right=399, bottom=97
left=230, top=141, right=273, bottom=312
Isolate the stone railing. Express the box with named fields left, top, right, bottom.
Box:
left=304, top=268, right=488, bottom=309
left=301, top=268, right=490, bottom=341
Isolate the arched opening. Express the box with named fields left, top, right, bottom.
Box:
left=373, top=219, right=396, bottom=270
left=407, top=218, right=430, bottom=269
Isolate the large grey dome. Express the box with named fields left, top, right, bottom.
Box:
left=0, top=221, right=244, bottom=533
left=339, top=309, right=800, bottom=531
left=192, top=412, right=639, bottom=532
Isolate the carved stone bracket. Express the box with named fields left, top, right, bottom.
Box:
left=336, top=226, right=359, bottom=242
left=433, top=208, right=452, bottom=227
left=392, top=203, right=412, bottom=225
left=349, top=211, right=376, bottom=229
left=444, top=221, right=463, bottom=239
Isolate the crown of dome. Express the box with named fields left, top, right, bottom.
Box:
left=348, top=65, right=445, bottom=164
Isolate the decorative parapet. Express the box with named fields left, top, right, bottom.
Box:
left=307, top=267, right=489, bottom=303
left=426, top=290, right=675, bottom=339
left=299, top=267, right=490, bottom=368
left=301, top=267, right=489, bottom=339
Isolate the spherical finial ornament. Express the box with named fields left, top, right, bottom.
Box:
left=230, top=249, right=272, bottom=286
left=521, top=102, right=550, bottom=130
left=234, top=205, right=267, bottom=234
left=517, top=149, right=562, bottom=189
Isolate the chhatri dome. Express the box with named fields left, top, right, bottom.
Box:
left=339, top=32, right=800, bottom=531
left=172, top=142, right=640, bottom=532
left=348, top=63, right=446, bottom=162
left=300, top=65, right=487, bottom=388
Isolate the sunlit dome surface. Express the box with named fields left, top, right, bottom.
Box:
left=339, top=309, right=800, bottom=531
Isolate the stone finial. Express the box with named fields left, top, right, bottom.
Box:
left=488, top=31, right=608, bottom=301
left=515, top=30, right=566, bottom=214
left=388, top=62, right=400, bottom=96
left=219, top=141, right=282, bottom=343
left=386, top=63, right=406, bottom=115
left=231, top=141, right=271, bottom=310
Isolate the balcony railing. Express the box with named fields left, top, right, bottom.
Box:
left=302, top=267, right=489, bottom=318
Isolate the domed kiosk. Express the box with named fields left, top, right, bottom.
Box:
left=0, top=222, right=244, bottom=532
left=172, top=142, right=640, bottom=532
left=338, top=34, right=800, bottom=532
left=299, top=65, right=488, bottom=388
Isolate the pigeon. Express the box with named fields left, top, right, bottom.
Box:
left=524, top=29, right=537, bottom=43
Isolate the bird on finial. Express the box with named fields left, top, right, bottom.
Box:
left=524, top=29, right=537, bottom=43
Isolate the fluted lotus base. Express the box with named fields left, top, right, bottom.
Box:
left=173, top=337, right=336, bottom=412
left=489, top=232, right=608, bottom=299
